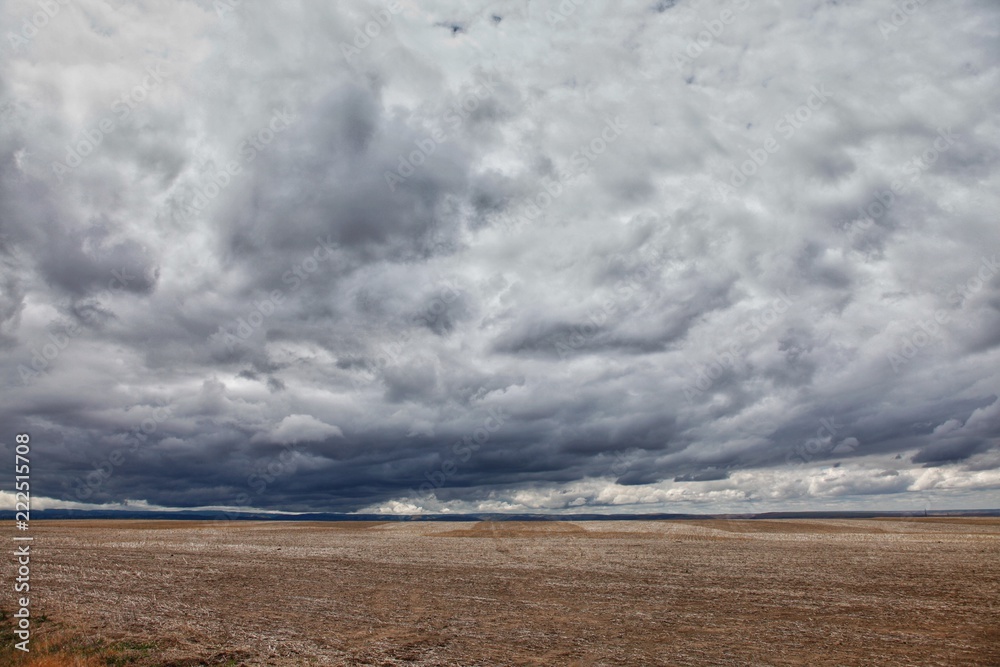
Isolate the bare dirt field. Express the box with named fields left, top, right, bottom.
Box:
left=2, top=518, right=999, bottom=666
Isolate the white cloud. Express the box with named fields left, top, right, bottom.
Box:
left=252, top=414, right=344, bottom=445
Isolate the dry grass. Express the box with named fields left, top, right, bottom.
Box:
left=14, top=657, right=101, bottom=667
left=0, top=614, right=159, bottom=667
left=437, top=519, right=590, bottom=537
left=2, top=518, right=998, bottom=666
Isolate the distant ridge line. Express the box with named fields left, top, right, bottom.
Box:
left=5, top=509, right=1000, bottom=522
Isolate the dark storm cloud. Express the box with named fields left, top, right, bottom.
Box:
left=913, top=439, right=988, bottom=466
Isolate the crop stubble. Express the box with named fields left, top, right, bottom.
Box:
left=2, top=518, right=998, bottom=666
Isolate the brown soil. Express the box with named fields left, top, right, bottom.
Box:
left=2, top=518, right=998, bottom=666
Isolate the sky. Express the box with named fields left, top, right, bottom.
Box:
left=1, top=0, right=999, bottom=516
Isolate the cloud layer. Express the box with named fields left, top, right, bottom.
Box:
left=1, top=0, right=999, bottom=514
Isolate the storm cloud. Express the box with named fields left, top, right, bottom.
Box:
left=1, top=0, right=999, bottom=515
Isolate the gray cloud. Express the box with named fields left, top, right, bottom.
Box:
left=1, top=0, right=999, bottom=516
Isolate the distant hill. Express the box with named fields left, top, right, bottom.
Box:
left=4, top=508, right=999, bottom=521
